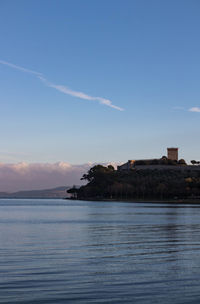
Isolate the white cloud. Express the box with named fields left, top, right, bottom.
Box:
left=189, top=107, right=200, bottom=113
left=0, top=59, right=124, bottom=111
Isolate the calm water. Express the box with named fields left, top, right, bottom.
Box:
left=1, top=199, right=200, bottom=303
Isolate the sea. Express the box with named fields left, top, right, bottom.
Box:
left=1, top=199, right=200, bottom=303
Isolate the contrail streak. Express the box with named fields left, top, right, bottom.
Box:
left=0, top=60, right=42, bottom=76
left=0, top=60, right=124, bottom=111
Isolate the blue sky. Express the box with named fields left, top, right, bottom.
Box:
left=1, top=0, right=200, bottom=165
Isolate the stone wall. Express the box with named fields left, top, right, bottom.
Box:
left=134, top=165, right=200, bottom=171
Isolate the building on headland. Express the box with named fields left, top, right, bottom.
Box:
left=167, top=147, right=178, bottom=161
left=117, top=148, right=200, bottom=171
left=117, top=159, right=153, bottom=171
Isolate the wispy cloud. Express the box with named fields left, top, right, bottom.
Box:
left=172, top=106, right=185, bottom=110
left=173, top=106, right=200, bottom=113
left=0, top=59, right=124, bottom=111
left=38, top=76, right=124, bottom=111
left=189, top=107, right=200, bottom=113
left=0, top=60, right=42, bottom=76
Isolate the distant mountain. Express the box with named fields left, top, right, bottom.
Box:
left=0, top=186, right=73, bottom=199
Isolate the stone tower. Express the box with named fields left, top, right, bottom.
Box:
left=167, top=147, right=178, bottom=161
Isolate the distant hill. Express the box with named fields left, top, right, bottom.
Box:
left=0, top=186, right=73, bottom=199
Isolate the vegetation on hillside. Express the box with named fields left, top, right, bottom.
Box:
left=67, top=164, right=200, bottom=201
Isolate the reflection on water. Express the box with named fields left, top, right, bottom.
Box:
left=0, top=199, right=200, bottom=303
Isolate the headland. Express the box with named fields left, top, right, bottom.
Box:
left=68, top=148, right=200, bottom=203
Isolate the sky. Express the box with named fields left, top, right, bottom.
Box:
left=0, top=0, right=200, bottom=190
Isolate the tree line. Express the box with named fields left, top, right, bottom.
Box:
left=67, top=164, right=200, bottom=200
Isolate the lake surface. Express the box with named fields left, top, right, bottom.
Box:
left=1, top=199, right=200, bottom=303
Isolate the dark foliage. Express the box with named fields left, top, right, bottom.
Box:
left=68, top=165, right=200, bottom=200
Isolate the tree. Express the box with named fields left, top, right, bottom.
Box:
left=107, top=165, right=115, bottom=171
left=151, top=159, right=159, bottom=165
left=185, top=177, right=192, bottom=183
left=135, top=160, right=145, bottom=165
left=156, top=183, right=167, bottom=199
left=160, top=156, right=168, bottom=165
left=191, top=160, right=197, bottom=165
left=81, top=165, right=108, bottom=182
left=67, top=185, right=78, bottom=199
left=69, top=162, right=200, bottom=200
left=178, top=159, right=187, bottom=165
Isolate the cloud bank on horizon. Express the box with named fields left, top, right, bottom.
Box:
left=0, top=60, right=124, bottom=111
left=0, top=162, right=91, bottom=192
left=0, top=162, right=118, bottom=192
